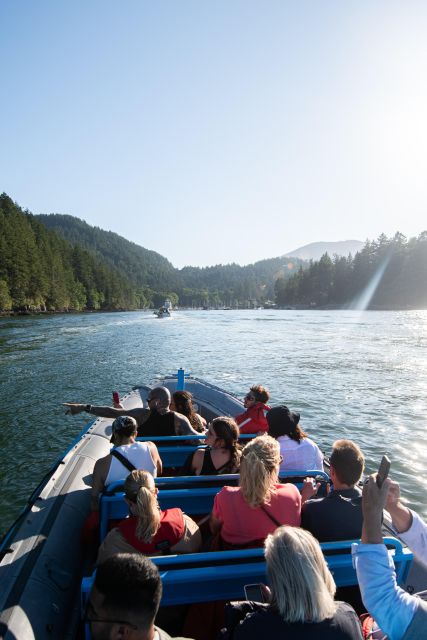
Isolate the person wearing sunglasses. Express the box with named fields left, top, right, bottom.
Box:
left=235, top=385, right=271, bottom=434
left=64, top=386, right=201, bottom=439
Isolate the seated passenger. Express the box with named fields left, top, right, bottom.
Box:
left=97, top=470, right=201, bottom=564
left=232, top=526, right=363, bottom=639
left=301, top=439, right=364, bottom=542
left=64, top=385, right=201, bottom=439
left=86, top=553, right=189, bottom=640
left=266, top=405, right=323, bottom=472
left=235, top=385, right=271, bottom=434
left=209, top=435, right=301, bottom=548
left=91, top=416, right=162, bottom=511
left=353, top=476, right=427, bottom=640
left=182, top=417, right=241, bottom=475
left=171, top=390, right=207, bottom=433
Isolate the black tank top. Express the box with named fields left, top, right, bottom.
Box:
left=138, top=411, right=175, bottom=438
left=200, top=446, right=232, bottom=475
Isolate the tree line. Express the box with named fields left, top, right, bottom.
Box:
left=2, top=193, right=426, bottom=313
left=275, top=232, right=427, bottom=309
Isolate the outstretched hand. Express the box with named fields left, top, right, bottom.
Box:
left=63, top=402, right=85, bottom=415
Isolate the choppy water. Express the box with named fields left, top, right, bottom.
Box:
left=0, top=309, right=426, bottom=535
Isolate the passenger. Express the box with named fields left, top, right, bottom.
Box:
left=91, top=416, right=162, bottom=511
left=353, top=475, right=427, bottom=640
left=266, top=405, right=323, bottom=473
left=97, top=470, right=201, bottom=564
left=63, top=386, right=201, bottom=439
left=386, top=479, right=427, bottom=569
left=86, top=552, right=193, bottom=639
left=171, top=390, right=207, bottom=433
left=209, top=435, right=301, bottom=548
left=231, top=526, right=363, bottom=639
left=301, top=439, right=364, bottom=542
left=235, top=385, right=271, bottom=434
left=182, top=417, right=241, bottom=475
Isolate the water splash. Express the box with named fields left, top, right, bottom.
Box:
left=349, top=252, right=392, bottom=311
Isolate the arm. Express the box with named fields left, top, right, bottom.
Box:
left=209, top=491, right=224, bottom=534
left=170, top=514, right=202, bottom=553
left=314, top=443, right=324, bottom=470
left=63, top=402, right=148, bottom=421
left=352, top=475, right=419, bottom=640
left=148, top=442, right=163, bottom=476
left=190, top=449, right=205, bottom=475
left=174, top=412, right=201, bottom=437
left=91, top=456, right=110, bottom=511
left=387, top=480, right=427, bottom=567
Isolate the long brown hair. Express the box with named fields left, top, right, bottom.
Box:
left=210, top=417, right=241, bottom=473
left=173, top=390, right=204, bottom=432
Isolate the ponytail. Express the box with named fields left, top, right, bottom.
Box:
left=124, top=470, right=161, bottom=542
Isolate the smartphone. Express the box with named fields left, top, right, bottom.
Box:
left=376, top=455, right=391, bottom=488
left=112, top=391, right=120, bottom=405
left=244, top=583, right=265, bottom=602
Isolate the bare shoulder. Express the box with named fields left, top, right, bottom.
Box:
left=93, top=453, right=111, bottom=476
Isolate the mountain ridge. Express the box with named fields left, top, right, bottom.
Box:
left=285, top=240, right=364, bottom=261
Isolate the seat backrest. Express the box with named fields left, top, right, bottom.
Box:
left=82, top=537, right=413, bottom=613
left=99, top=486, right=221, bottom=542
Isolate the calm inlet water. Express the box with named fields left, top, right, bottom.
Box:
left=0, top=309, right=426, bottom=535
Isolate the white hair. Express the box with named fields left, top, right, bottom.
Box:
left=265, top=526, right=337, bottom=623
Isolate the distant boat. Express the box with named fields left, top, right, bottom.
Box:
left=154, top=298, right=172, bottom=318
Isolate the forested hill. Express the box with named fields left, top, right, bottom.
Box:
left=0, top=194, right=304, bottom=312
left=275, top=232, right=427, bottom=309
left=36, top=214, right=179, bottom=292
left=0, top=194, right=138, bottom=312
left=35, top=210, right=305, bottom=308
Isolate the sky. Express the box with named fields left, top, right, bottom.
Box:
left=1, top=1, right=427, bottom=268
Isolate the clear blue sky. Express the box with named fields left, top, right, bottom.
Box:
left=1, top=1, right=426, bottom=267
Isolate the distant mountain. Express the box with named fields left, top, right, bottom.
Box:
left=285, top=240, right=364, bottom=261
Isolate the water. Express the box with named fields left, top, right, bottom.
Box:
left=1, top=309, right=426, bottom=535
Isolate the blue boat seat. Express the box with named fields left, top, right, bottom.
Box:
left=99, top=470, right=330, bottom=542
left=136, top=434, right=256, bottom=468
left=82, top=537, right=413, bottom=616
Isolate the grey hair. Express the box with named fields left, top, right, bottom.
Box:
left=265, top=526, right=337, bottom=623
left=151, top=386, right=171, bottom=409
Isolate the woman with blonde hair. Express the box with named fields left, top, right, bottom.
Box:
left=209, top=436, right=301, bottom=548
left=233, top=525, right=363, bottom=638
left=97, top=470, right=201, bottom=564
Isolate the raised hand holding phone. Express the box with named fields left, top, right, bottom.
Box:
left=376, top=455, right=391, bottom=488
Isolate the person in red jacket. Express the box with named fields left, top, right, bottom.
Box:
left=235, top=385, right=271, bottom=434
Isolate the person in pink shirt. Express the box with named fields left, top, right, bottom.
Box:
left=235, top=385, right=271, bottom=434
left=209, top=435, right=301, bottom=548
